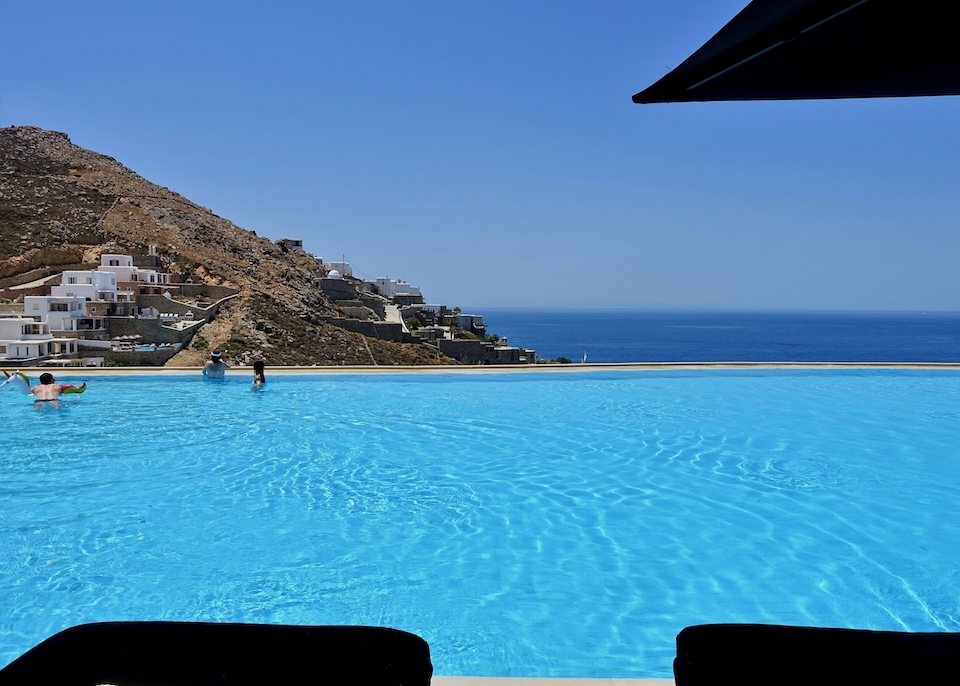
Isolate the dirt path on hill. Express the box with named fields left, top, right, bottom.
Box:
left=166, top=317, right=238, bottom=368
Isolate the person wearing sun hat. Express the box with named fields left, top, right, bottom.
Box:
left=202, top=350, right=231, bottom=378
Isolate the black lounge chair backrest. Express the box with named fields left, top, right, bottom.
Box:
left=0, top=622, right=432, bottom=686
left=675, top=623, right=960, bottom=686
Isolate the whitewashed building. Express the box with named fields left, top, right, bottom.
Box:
left=374, top=277, right=422, bottom=299
left=51, top=269, right=136, bottom=316
left=325, top=261, right=353, bottom=277
left=51, top=270, right=118, bottom=302
left=22, top=296, right=106, bottom=338
left=455, top=313, right=486, bottom=332
left=99, top=254, right=171, bottom=290
left=0, top=317, right=78, bottom=362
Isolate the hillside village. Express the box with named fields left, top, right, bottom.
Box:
left=0, top=126, right=540, bottom=368
left=0, top=245, right=540, bottom=367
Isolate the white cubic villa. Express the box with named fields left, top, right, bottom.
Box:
left=374, top=277, right=422, bottom=299
left=22, top=296, right=106, bottom=338
left=51, top=270, right=118, bottom=302
left=51, top=269, right=136, bottom=316
left=0, top=317, right=79, bottom=363
left=99, top=254, right=171, bottom=291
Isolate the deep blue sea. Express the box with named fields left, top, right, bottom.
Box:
left=475, top=310, right=960, bottom=363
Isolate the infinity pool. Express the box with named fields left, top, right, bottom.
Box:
left=2, top=368, right=959, bottom=677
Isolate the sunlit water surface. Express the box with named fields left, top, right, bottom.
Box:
left=2, top=369, right=960, bottom=677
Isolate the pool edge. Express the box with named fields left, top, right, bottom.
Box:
left=6, top=361, right=960, bottom=377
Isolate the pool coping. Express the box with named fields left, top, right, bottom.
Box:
left=432, top=678, right=673, bottom=685
left=6, top=361, right=960, bottom=377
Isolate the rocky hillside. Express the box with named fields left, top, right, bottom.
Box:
left=0, top=125, right=445, bottom=365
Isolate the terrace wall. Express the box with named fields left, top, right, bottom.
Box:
left=323, top=317, right=405, bottom=343
left=103, top=317, right=203, bottom=344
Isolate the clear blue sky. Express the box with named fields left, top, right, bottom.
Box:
left=2, top=1, right=958, bottom=311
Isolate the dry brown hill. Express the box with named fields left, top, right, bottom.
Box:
left=0, top=125, right=444, bottom=365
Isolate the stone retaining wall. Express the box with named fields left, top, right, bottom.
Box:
left=96, top=347, right=181, bottom=367
left=103, top=317, right=204, bottom=344
left=438, top=338, right=487, bottom=364
left=173, top=284, right=240, bottom=301
left=137, top=294, right=217, bottom=320
left=323, top=317, right=404, bottom=343
left=318, top=278, right=357, bottom=301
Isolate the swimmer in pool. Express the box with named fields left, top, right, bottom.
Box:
left=30, top=372, right=65, bottom=401
left=202, top=350, right=231, bottom=378
left=5, top=370, right=86, bottom=400
left=252, top=359, right=266, bottom=388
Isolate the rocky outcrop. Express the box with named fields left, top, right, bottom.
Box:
left=0, top=125, right=447, bottom=365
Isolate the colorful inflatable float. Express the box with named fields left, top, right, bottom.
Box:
left=2, top=371, right=86, bottom=394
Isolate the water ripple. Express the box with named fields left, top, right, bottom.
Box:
left=2, top=370, right=960, bottom=677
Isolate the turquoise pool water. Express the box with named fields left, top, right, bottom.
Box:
left=2, top=369, right=960, bottom=677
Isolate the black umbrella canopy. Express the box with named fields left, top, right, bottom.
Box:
left=633, top=0, right=960, bottom=103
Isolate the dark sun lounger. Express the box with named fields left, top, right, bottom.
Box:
left=674, top=623, right=960, bottom=686
left=0, top=621, right=432, bottom=686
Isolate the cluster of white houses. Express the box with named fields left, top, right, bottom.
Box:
left=0, top=252, right=173, bottom=365
left=3, top=245, right=539, bottom=366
